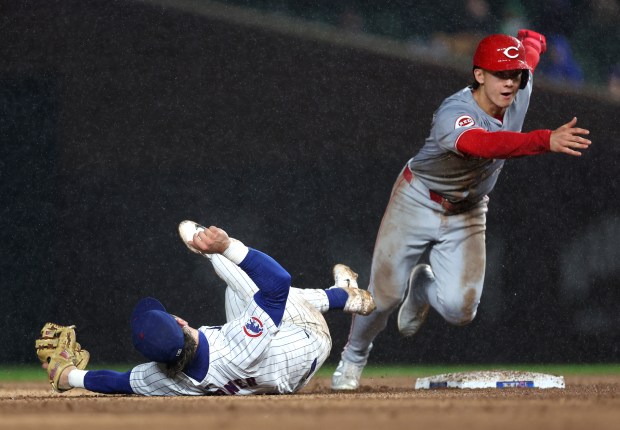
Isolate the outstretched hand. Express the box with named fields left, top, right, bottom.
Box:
left=191, top=226, right=231, bottom=254
left=549, top=117, right=591, bottom=157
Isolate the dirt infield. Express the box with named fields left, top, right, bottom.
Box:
left=1, top=375, right=618, bottom=430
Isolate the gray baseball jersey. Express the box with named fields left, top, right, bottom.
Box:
left=340, top=78, right=534, bottom=367
left=411, top=81, right=532, bottom=202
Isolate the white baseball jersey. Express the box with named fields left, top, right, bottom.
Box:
left=130, top=254, right=331, bottom=395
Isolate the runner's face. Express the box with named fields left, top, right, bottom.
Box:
left=474, top=69, right=522, bottom=115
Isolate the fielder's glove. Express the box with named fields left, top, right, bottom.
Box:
left=517, top=29, right=547, bottom=55
left=35, top=323, right=90, bottom=391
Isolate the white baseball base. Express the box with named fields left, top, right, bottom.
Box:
left=414, top=370, right=565, bottom=389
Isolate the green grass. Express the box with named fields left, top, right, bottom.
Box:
left=0, top=365, right=50, bottom=381
left=0, top=364, right=133, bottom=382
left=316, top=363, right=620, bottom=377
left=2, top=363, right=619, bottom=382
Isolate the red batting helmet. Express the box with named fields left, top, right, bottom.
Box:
left=473, top=34, right=530, bottom=88
left=473, top=34, right=530, bottom=71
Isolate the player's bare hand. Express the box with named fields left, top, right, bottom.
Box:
left=191, top=226, right=231, bottom=254
left=549, top=117, right=591, bottom=156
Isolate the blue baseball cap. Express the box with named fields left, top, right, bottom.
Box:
left=130, top=297, right=184, bottom=364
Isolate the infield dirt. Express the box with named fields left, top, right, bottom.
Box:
left=1, top=375, right=618, bottom=430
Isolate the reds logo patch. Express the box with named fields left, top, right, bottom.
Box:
left=503, top=46, right=520, bottom=59
left=455, top=115, right=475, bottom=129
left=243, top=316, right=264, bottom=338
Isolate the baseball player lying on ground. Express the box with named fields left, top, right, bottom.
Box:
left=36, top=220, right=376, bottom=395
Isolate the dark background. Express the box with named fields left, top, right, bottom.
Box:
left=1, top=0, right=619, bottom=366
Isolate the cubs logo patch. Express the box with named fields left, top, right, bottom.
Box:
left=455, top=115, right=475, bottom=129
left=243, top=316, right=264, bottom=338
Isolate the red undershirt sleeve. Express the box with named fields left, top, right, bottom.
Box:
left=523, top=41, right=541, bottom=72
left=456, top=128, right=552, bottom=159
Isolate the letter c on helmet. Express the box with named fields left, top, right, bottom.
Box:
left=504, top=46, right=519, bottom=59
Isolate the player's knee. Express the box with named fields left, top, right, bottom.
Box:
left=439, top=288, right=479, bottom=326
left=448, top=309, right=477, bottom=326
left=441, top=306, right=478, bottom=326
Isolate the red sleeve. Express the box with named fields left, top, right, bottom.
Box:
left=523, top=42, right=541, bottom=72
left=456, top=128, right=552, bottom=159
left=518, top=30, right=547, bottom=72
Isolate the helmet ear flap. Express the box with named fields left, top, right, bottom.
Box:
left=519, top=70, right=529, bottom=89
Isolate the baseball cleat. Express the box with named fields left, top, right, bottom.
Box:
left=331, top=264, right=375, bottom=315
left=341, top=287, right=376, bottom=316
left=331, top=360, right=365, bottom=390
left=178, top=220, right=210, bottom=257
left=333, top=264, right=359, bottom=289
left=397, top=264, right=433, bottom=337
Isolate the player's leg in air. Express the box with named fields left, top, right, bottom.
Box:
left=178, top=221, right=375, bottom=322
left=179, top=221, right=366, bottom=392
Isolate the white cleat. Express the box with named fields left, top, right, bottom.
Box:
left=397, top=264, right=433, bottom=337
left=333, top=264, right=359, bottom=289
left=341, top=287, right=376, bottom=316
left=331, top=264, right=375, bottom=316
left=178, top=220, right=209, bottom=257
left=331, top=360, right=365, bottom=391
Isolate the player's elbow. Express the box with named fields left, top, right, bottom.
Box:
left=279, top=271, right=292, bottom=289
left=271, top=269, right=292, bottom=297
left=282, top=272, right=293, bottom=289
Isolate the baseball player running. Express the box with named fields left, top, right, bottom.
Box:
left=331, top=30, right=592, bottom=390
left=36, top=220, right=375, bottom=395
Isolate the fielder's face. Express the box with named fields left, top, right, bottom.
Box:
left=473, top=68, right=522, bottom=116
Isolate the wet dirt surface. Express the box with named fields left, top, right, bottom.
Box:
left=0, top=375, right=618, bottom=430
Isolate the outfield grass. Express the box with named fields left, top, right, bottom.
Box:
left=2, top=363, right=619, bottom=382
left=316, top=363, right=620, bottom=377
left=0, top=364, right=134, bottom=382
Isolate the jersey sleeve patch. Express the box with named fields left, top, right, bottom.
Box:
left=455, top=115, right=475, bottom=129
left=243, top=316, right=264, bottom=338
